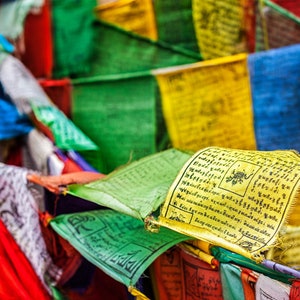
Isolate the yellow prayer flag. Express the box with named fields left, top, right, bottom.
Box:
left=154, top=54, right=256, bottom=152
left=192, top=0, right=248, bottom=59
left=95, top=0, right=157, bottom=40
left=157, top=147, right=300, bottom=261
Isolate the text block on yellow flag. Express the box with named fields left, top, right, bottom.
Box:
left=154, top=54, right=256, bottom=151
left=192, top=0, right=248, bottom=59
left=157, top=147, right=300, bottom=261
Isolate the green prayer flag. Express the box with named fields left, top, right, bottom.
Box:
left=67, top=148, right=193, bottom=219
left=153, top=0, right=200, bottom=53
left=31, top=105, right=98, bottom=151
left=50, top=209, right=191, bottom=287
left=71, top=19, right=201, bottom=172
left=72, top=74, right=158, bottom=173
left=220, top=264, right=245, bottom=300
left=88, top=20, right=201, bottom=77
left=51, top=0, right=97, bottom=78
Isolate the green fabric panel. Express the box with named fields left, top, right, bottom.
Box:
left=153, top=0, right=200, bottom=53
left=154, top=81, right=170, bottom=152
left=31, top=105, right=98, bottom=151
left=88, top=20, right=201, bottom=77
left=72, top=73, right=159, bottom=173
left=51, top=0, right=97, bottom=78
left=220, top=263, right=245, bottom=300
left=50, top=209, right=190, bottom=287
left=71, top=20, right=201, bottom=171
left=67, top=148, right=192, bottom=219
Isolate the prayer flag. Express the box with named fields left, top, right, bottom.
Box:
left=95, top=0, right=157, bottom=40
left=255, top=274, right=290, bottom=299
left=153, top=0, right=199, bottom=53
left=31, top=104, right=98, bottom=151
left=67, top=148, right=192, bottom=219
left=73, top=74, right=161, bottom=173
left=151, top=247, right=183, bottom=300
left=220, top=263, right=244, bottom=300
left=192, top=0, right=248, bottom=59
left=154, top=54, right=256, bottom=151
left=86, top=20, right=201, bottom=77
left=50, top=209, right=191, bottom=291
left=255, top=0, right=300, bottom=51
left=0, top=97, right=33, bottom=140
left=51, top=0, right=97, bottom=77
left=158, top=147, right=300, bottom=261
left=0, top=218, right=51, bottom=299
left=248, top=44, right=300, bottom=151
left=0, top=163, right=62, bottom=291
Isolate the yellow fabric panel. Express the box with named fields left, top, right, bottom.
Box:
left=158, top=147, right=300, bottom=261
left=192, top=0, right=248, bottom=59
left=155, top=53, right=256, bottom=152
left=95, top=0, right=157, bottom=40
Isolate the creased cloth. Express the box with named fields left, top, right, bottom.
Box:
left=0, top=163, right=62, bottom=291
left=0, top=217, right=51, bottom=299
left=0, top=52, right=50, bottom=114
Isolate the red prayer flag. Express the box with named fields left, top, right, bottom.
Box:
left=0, top=219, right=51, bottom=299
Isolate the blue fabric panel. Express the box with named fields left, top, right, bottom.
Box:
left=248, top=44, right=300, bottom=151
left=220, top=263, right=245, bottom=300
left=0, top=34, right=14, bottom=53
left=0, top=97, right=33, bottom=140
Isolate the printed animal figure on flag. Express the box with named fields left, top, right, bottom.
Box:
left=226, top=169, right=253, bottom=185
